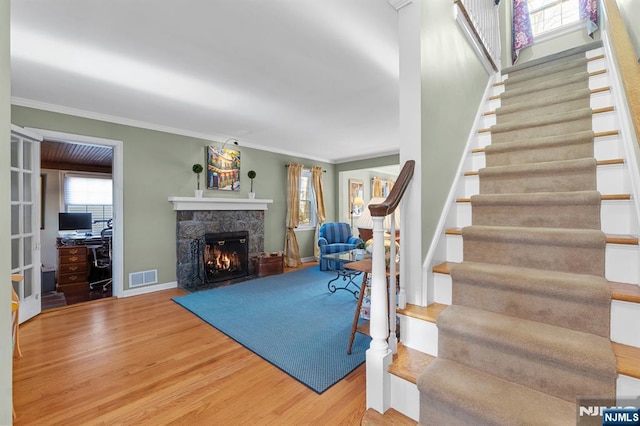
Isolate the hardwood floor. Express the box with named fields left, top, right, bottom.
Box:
left=13, top=265, right=366, bottom=425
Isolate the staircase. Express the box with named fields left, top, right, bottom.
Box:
left=369, top=42, right=640, bottom=424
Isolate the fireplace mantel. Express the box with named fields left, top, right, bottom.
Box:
left=168, top=196, right=273, bottom=211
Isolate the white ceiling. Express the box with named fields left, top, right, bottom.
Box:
left=10, top=1, right=400, bottom=164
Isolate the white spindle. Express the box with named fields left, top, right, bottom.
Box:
left=369, top=216, right=389, bottom=354
left=455, top=0, right=501, bottom=72
left=388, top=211, right=398, bottom=354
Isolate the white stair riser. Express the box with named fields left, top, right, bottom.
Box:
left=606, top=244, right=640, bottom=284
left=490, top=85, right=505, bottom=97
left=456, top=201, right=637, bottom=235
left=470, top=152, right=486, bottom=171
left=487, top=98, right=501, bottom=111
left=602, top=201, right=639, bottom=235
left=588, top=57, right=607, bottom=73
left=482, top=115, right=496, bottom=128
left=595, top=134, right=622, bottom=161
left=434, top=273, right=453, bottom=305
left=398, top=314, right=438, bottom=356
left=586, top=47, right=605, bottom=59
left=611, top=300, right=640, bottom=347
left=594, top=110, right=619, bottom=133
left=617, top=375, right=640, bottom=400
left=390, top=375, right=420, bottom=421
left=589, top=72, right=610, bottom=90
left=445, top=234, right=640, bottom=284
left=463, top=165, right=627, bottom=198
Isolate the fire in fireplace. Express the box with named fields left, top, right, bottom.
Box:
left=203, top=231, right=249, bottom=283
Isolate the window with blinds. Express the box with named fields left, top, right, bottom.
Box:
left=63, top=174, right=113, bottom=234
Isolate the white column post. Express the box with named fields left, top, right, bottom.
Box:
left=366, top=215, right=392, bottom=412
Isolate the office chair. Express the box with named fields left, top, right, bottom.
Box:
left=89, top=225, right=112, bottom=292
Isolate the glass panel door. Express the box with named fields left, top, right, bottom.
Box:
left=10, top=130, right=41, bottom=323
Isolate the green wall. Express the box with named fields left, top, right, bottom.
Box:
left=420, top=0, right=490, bottom=256
left=1, top=0, right=12, bottom=421
left=616, top=0, right=640, bottom=58
left=11, top=106, right=334, bottom=287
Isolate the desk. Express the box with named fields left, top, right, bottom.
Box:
left=323, top=250, right=368, bottom=299
left=344, top=258, right=399, bottom=355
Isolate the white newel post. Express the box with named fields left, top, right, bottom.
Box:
left=366, top=215, right=392, bottom=413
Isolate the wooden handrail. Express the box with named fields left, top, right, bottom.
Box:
left=369, top=160, right=415, bottom=217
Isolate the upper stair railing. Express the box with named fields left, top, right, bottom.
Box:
left=366, top=160, right=414, bottom=399
left=454, top=0, right=501, bottom=72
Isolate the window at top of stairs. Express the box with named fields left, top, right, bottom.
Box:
left=528, top=0, right=581, bottom=37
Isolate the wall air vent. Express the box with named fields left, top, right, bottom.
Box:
left=129, top=269, right=158, bottom=288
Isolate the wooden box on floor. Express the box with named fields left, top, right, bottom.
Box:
left=253, top=252, right=284, bottom=277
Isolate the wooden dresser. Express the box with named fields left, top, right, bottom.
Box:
left=57, top=245, right=88, bottom=292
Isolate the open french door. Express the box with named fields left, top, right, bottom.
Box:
left=10, top=125, right=43, bottom=323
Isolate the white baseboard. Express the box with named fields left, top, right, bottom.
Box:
left=300, top=256, right=316, bottom=263
left=122, top=281, right=178, bottom=298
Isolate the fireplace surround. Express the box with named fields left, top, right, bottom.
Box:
left=170, top=196, right=273, bottom=291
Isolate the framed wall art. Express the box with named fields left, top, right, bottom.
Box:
left=207, top=145, right=241, bottom=191
left=349, top=179, right=364, bottom=217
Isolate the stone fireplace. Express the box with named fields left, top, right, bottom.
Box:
left=169, top=197, right=273, bottom=291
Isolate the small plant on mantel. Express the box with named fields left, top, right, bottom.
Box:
left=192, top=164, right=203, bottom=190
left=247, top=170, right=257, bottom=193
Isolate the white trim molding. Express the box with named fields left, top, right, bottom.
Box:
left=387, top=0, right=413, bottom=10
left=168, top=196, right=273, bottom=211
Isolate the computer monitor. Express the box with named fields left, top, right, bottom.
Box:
left=58, top=212, right=93, bottom=232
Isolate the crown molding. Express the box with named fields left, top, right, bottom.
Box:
left=11, top=97, right=337, bottom=164
left=387, top=0, right=413, bottom=10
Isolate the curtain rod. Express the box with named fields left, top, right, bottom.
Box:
left=285, top=164, right=326, bottom=173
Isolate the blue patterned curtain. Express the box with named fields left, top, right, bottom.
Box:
left=580, top=0, right=598, bottom=37
left=512, top=0, right=534, bottom=64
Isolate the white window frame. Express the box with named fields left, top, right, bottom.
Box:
left=296, top=169, right=318, bottom=231
left=62, top=172, right=113, bottom=234
left=528, top=0, right=586, bottom=42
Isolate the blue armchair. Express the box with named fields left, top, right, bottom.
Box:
left=318, top=222, right=363, bottom=271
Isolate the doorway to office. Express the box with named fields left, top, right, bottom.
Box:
left=29, top=128, right=124, bottom=310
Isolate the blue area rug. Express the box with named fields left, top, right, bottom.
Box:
left=172, top=267, right=370, bottom=393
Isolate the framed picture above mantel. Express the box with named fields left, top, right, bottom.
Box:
left=207, top=145, right=240, bottom=191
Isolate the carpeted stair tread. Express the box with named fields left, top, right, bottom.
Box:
left=500, top=72, right=589, bottom=105
left=505, top=56, right=588, bottom=86
left=484, top=130, right=594, bottom=167
left=462, top=225, right=605, bottom=246
left=438, top=305, right=617, bottom=377
left=462, top=225, right=605, bottom=275
left=470, top=190, right=601, bottom=229
left=479, top=158, right=597, bottom=194
left=437, top=305, right=617, bottom=400
left=418, top=358, right=576, bottom=425
left=501, top=40, right=602, bottom=75
left=496, top=88, right=591, bottom=123
left=450, top=261, right=611, bottom=336
left=490, top=108, right=593, bottom=144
